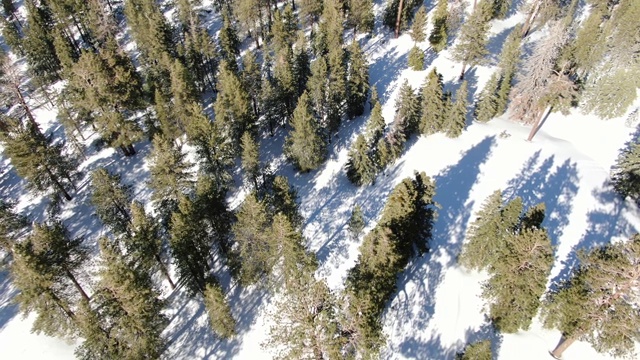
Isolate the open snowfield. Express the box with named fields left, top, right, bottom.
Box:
left=1, top=0, right=639, bottom=359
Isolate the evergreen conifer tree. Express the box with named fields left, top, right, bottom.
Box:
left=410, top=6, right=427, bottom=43
left=408, top=46, right=424, bottom=71
left=241, top=131, right=261, bottom=190
left=611, top=139, right=640, bottom=203
left=456, top=340, right=492, bottom=360
left=366, top=102, right=386, bottom=147
left=306, top=55, right=329, bottom=121
left=12, top=222, right=90, bottom=337
left=542, top=234, right=640, bottom=359
left=90, top=168, right=132, bottom=236
left=293, top=31, right=311, bottom=98
left=474, top=72, right=500, bottom=123
left=219, top=12, right=241, bottom=69
left=346, top=134, right=376, bottom=186
left=445, top=81, right=468, bottom=138
left=394, top=79, right=421, bottom=137
left=346, top=0, right=374, bottom=35
left=418, top=68, right=446, bottom=135
left=1, top=17, right=23, bottom=56
left=382, top=0, right=421, bottom=36
left=0, top=120, right=77, bottom=201
left=0, top=199, right=28, bottom=253
left=348, top=204, right=365, bottom=241
left=285, top=91, right=327, bottom=172
left=458, top=190, right=505, bottom=270
left=266, top=175, right=303, bottom=229
left=203, top=281, right=236, bottom=338
left=451, top=1, right=491, bottom=80
left=242, top=51, right=262, bottom=117
left=23, top=0, right=61, bottom=84
left=346, top=40, right=369, bottom=119
left=429, top=0, right=449, bottom=52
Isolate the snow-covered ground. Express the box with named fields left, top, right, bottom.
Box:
left=1, top=0, right=639, bottom=359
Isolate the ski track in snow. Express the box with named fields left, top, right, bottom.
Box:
left=1, top=0, right=639, bottom=359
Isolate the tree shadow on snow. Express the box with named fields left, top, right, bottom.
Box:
left=0, top=269, right=19, bottom=333
left=383, top=136, right=496, bottom=358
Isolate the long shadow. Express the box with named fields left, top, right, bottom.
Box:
left=504, top=151, right=580, bottom=247
left=368, top=50, right=410, bottom=104
left=0, top=269, right=19, bottom=332
left=384, top=136, right=496, bottom=358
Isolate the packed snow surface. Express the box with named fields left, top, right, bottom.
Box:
left=1, top=0, right=639, bottom=359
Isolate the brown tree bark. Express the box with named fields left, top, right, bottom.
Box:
left=550, top=335, right=577, bottom=359
left=395, top=0, right=405, bottom=38
left=45, top=166, right=72, bottom=201
left=526, top=106, right=551, bottom=141
left=459, top=63, right=467, bottom=81
left=156, top=254, right=176, bottom=289
left=65, top=269, right=90, bottom=302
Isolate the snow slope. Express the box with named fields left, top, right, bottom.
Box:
left=1, top=0, right=640, bottom=359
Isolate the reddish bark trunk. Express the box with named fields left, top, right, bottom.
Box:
left=395, top=0, right=405, bottom=38
left=66, top=269, right=90, bottom=302
left=550, top=335, right=577, bottom=359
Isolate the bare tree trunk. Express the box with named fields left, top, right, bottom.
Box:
left=15, top=85, right=38, bottom=129
left=65, top=269, right=90, bottom=302
left=45, top=166, right=72, bottom=201
left=522, top=1, right=541, bottom=38
left=526, top=106, right=551, bottom=141
left=395, top=0, right=405, bottom=38
left=156, top=254, right=176, bottom=289
left=550, top=335, right=577, bottom=359
left=459, top=63, right=467, bottom=81
left=51, top=291, right=76, bottom=320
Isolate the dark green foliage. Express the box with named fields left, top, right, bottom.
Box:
left=542, top=234, right=640, bottom=358
left=460, top=191, right=553, bottom=333
left=408, top=46, right=424, bottom=71
left=366, top=102, right=386, bottom=147
left=474, top=72, right=500, bottom=123
left=445, top=81, right=468, bottom=138
left=394, top=79, right=421, bottom=137
left=265, top=175, right=304, bottom=230
left=271, top=5, right=298, bottom=55
left=346, top=41, right=369, bottom=119
left=0, top=199, right=28, bottom=253
left=451, top=2, right=491, bottom=79
left=293, top=31, right=312, bottom=98
left=419, top=68, right=447, bottom=135
left=346, top=134, right=376, bottom=186
left=214, top=61, right=256, bottom=155
left=23, top=0, right=61, bottom=84
left=193, top=174, right=234, bottom=261
left=185, top=103, right=234, bottom=187
left=382, top=0, right=422, bottom=33
left=306, top=55, right=328, bottom=121
left=491, top=0, right=512, bottom=20
left=429, top=0, right=448, bottom=52
left=0, top=120, right=77, bottom=201
left=299, top=0, right=323, bottom=25
left=611, top=139, right=640, bottom=204
left=326, top=46, right=347, bottom=134
left=241, top=131, right=261, bottom=190
left=285, top=91, right=327, bottom=172
left=219, top=12, right=241, bottom=69
left=1, top=17, right=23, bottom=56
left=493, top=26, right=522, bottom=116
left=169, top=58, right=199, bottom=129
left=169, top=195, right=214, bottom=295
left=273, top=47, right=298, bottom=121
left=269, top=213, right=316, bottom=289
left=410, top=6, right=427, bottom=43
left=348, top=204, right=365, bottom=241
left=582, top=68, right=639, bottom=119
left=456, top=340, right=492, bottom=360
left=203, top=282, right=236, bottom=338
left=12, top=222, right=89, bottom=337
left=231, top=192, right=273, bottom=284
left=345, top=172, right=436, bottom=357
left=77, top=238, right=167, bottom=359
left=90, top=168, right=132, bottom=236
left=148, top=135, right=193, bottom=227
left=346, top=0, right=374, bottom=34
left=242, top=51, right=262, bottom=117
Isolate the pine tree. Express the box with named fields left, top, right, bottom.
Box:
left=193, top=174, right=234, bottom=261
left=458, top=190, right=505, bottom=270
left=84, top=237, right=167, bottom=359
left=429, top=0, right=448, bottom=52
left=326, top=45, right=347, bottom=134
left=169, top=194, right=214, bottom=295
left=299, top=0, right=323, bottom=25
left=346, top=40, right=369, bottom=119
left=451, top=1, right=491, bottom=80
left=125, top=202, right=175, bottom=289
left=0, top=199, right=28, bottom=253
left=445, top=81, right=468, bottom=138
left=242, top=51, right=262, bottom=117
left=346, top=134, right=376, bottom=186
left=1, top=17, right=23, bottom=56
left=611, top=139, right=640, bottom=203
left=285, top=91, right=327, bottom=172
left=12, top=222, right=90, bottom=337
left=23, top=0, right=61, bottom=84
left=219, top=12, right=241, bottom=69
left=419, top=68, right=447, bottom=135
left=393, top=79, right=421, bottom=137
left=148, top=135, right=193, bottom=227
left=231, top=192, right=273, bottom=284
left=474, top=72, right=500, bottom=123
left=203, top=282, right=236, bottom=338
left=306, top=55, right=329, bottom=121
left=214, top=61, right=256, bottom=155
left=410, top=5, right=427, bottom=43
left=366, top=102, right=386, bottom=147
left=0, top=120, right=77, bottom=201
left=266, top=175, right=304, bottom=230
left=185, top=102, right=234, bottom=186
left=382, top=0, right=421, bottom=36
left=241, top=131, right=261, bottom=190
left=90, top=168, right=132, bottom=236
left=491, top=0, right=512, bottom=19
left=273, top=46, right=297, bottom=121
left=234, top=0, right=264, bottom=49
left=408, top=46, right=424, bottom=70
left=542, top=234, right=640, bottom=359
left=347, top=204, right=365, bottom=241
left=169, top=58, right=198, bottom=131
left=346, top=0, right=374, bottom=34
left=293, top=31, right=311, bottom=98
left=494, top=25, right=522, bottom=116
left=456, top=340, right=492, bottom=360
left=271, top=5, right=298, bottom=55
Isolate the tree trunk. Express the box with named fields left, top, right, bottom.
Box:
left=156, top=254, right=176, bottom=289
left=522, top=1, right=541, bottom=38
left=65, top=269, right=90, bottom=302
left=459, top=63, right=467, bottom=81
left=15, top=85, right=38, bottom=129
left=395, top=0, right=405, bottom=38
left=50, top=291, right=76, bottom=321
left=526, top=106, right=551, bottom=141
left=45, top=166, right=72, bottom=201
left=550, top=335, right=577, bottom=359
